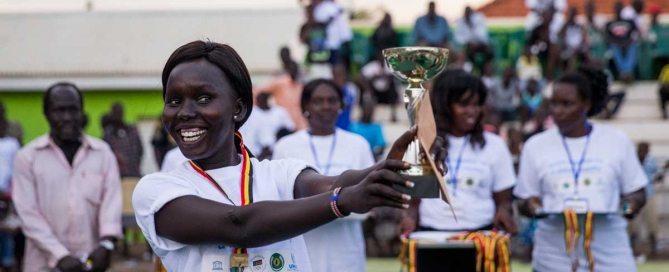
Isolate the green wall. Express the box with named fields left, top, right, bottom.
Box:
left=0, top=90, right=164, bottom=143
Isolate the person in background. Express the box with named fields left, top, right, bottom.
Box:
left=13, top=82, right=122, bottom=272
left=103, top=102, right=144, bottom=178
left=273, top=79, right=376, bottom=271
left=516, top=45, right=543, bottom=84
left=584, top=0, right=608, bottom=63
left=239, top=92, right=295, bottom=160
left=628, top=142, right=659, bottom=260
left=413, top=1, right=451, bottom=48
left=312, top=0, right=353, bottom=66
left=349, top=94, right=386, bottom=161
left=487, top=66, right=521, bottom=123
left=150, top=121, right=175, bottom=169
left=0, top=101, right=20, bottom=271
left=333, top=64, right=358, bottom=131
left=360, top=52, right=399, bottom=123
left=300, top=3, right=331, bottom=78
left=621, top=0, right=646, bottom=36
left=455, top=6, right=492, bottom=74
left=371, top=13, right=399, bottom=60
left=402, top=69, right=517, bottom=236
left=515, top=66, right=646, bottom=272
left=659, top=64, right=669, bottom=119
left=524, top=0, right=566, bottom=32
left=254, top=47, right=307, bottom=130
left=0, top=103, right=22, bottom=147
left=520, top=78, right=545, bottom=124
left=606, top=1, right=640, bottom=82
left=558, top=7, right=588, bottom=72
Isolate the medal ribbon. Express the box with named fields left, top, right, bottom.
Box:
left=189, top=131, right=253, bottom=272
left=451, top=231, right=510, bottom=272
left=563, top=209, right=595, bottom=272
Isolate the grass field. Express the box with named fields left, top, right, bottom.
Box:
left=367, top=258, right=669, bottom=272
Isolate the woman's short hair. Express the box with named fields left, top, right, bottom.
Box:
left=162, top=40, right=253, bottom=129
left=555, top=65, right=609, bottom=117
left=300, top=78, right=344, bottom=113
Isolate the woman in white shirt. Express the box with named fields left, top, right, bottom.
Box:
left=402, top=69, right=517, bottom=234
left=132, top=41, right=443, bottom=271
left=273, top=78, right=374, bottom=272
left=514, top=66, right=647, bottom=272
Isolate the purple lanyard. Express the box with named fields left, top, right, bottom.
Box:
left=445, top=135, right=469, bottom=197
left=308, top=130, right=338, bottom=175
left=560, top=123, right=592, bottom=195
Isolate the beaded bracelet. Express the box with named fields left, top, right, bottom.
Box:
left=330, top=187, right=346, bottom=218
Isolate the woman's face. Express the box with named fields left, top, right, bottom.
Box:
left=449, top=91, right=482, bottom=134
left=162, top=59, right=245, bottom=161
left=305, top=84, right=341, bottom=130
left=549, top=82, right=589, bottom=132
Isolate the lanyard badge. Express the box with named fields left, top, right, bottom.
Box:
left=445, top=135, right=469, bottom=197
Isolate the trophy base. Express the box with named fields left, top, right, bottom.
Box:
left=394, top=164, right=440, bottom=198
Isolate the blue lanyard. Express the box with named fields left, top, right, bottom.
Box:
left=560, top=123, right=592, bottom=195
left=308, top=130, right=338, bottom=175
left=445, top=135, right=469, bottom=197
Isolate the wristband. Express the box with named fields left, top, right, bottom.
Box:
left=330, top=187, right=346, bottom=218
left=100, top=240, right=115, bottom=251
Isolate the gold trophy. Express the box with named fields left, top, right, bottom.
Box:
left=383, top=47, right=449, bottom=199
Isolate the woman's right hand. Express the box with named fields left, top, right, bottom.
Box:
left=524, top=197, right=544, bottom=218
left=337, top=160, right=414, bottom=214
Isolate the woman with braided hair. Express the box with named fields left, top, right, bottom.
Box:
left=514, top=66, right=647, bottom=272
left=132, top=40, right=445, bottom=271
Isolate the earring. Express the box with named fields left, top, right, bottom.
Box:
left=234, top=115, right=238, bottom=119
left=337, top=109, right=343, bottom=114
left=304, top=111, right=310, bottom=118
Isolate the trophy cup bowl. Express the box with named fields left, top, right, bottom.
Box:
left=383, top=47, right=449, bottom=198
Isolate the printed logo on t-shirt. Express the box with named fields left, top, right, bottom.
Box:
left=270, top=253, right=284, bottom=271
left=212, top=261, right=224, bottom=271
left=251, top=255, right=266, bottom=271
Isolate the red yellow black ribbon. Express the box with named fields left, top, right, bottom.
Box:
left=563, top=209, right=594, bottom=272
left=189, top=132, right=254, bottom=272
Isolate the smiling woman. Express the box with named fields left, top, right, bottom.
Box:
left=131, top=40, right=444, bottom=271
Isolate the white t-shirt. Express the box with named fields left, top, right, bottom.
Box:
left=514, top=124, right=647, bottom=213
left=133, top=157, right=313, bottom=272
left=420, top=132, right=516, bottom=231
left=273, top=129, right=374, bottom=272
left=160, top=147, right=188, bottom=172
left=514, top=124, right=646, bottom=271
left=240, top=106, right=295, bottom=155
left=0, top=136, right=20, bottom=192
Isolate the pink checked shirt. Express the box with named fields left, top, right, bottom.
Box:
left=13, top=135, right=122, bottom=270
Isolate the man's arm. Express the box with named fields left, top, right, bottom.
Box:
left=12, top=151, right=71, bottom=267
left=98, top=149, right=123, bottom=241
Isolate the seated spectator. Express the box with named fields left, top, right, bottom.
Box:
left=516, top=45, right=543, bottom=82
left=485, top=65, right=520, bottom=123
left=584, top=0, right=608, bottom=63
left=520, top=78, right=545, bottom=123
left=371, top=13, right=399, bottom=60
left=413, top=1, right=451, bottom=48
left=333, top=64, right=358, bottom=131
left=659, top=64, right=669, bottom=119
left=558, top=7, right=588, bottom=72
left=606, top=1, right=640, bottom=82
left=361, top=53, right=399, bottom=122
left=240, top=92, right=295, bottom=160
left=349, top=95, right=386, bottom=161
left=455, top=6, right=492, bottom=74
